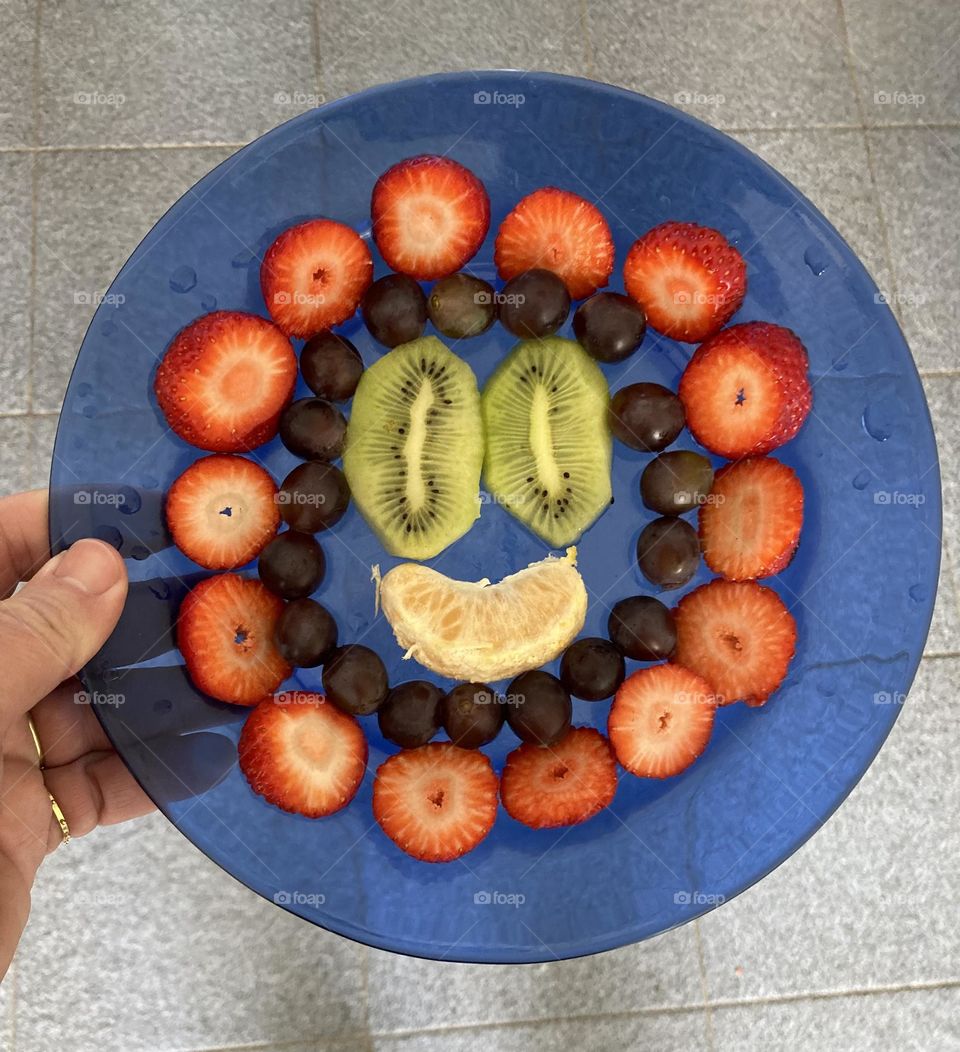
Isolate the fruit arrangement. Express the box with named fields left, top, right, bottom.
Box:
left=154, top=151, right=812, bottom=865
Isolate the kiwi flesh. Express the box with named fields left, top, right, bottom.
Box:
left=482, top=337, right=612, bottom=547
left=342, top=336, right=483, bottom=560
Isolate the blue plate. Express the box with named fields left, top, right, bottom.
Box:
left=49, top=71, right=941, bottom=963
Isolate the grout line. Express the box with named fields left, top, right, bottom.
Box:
left=0, top=140, right=250, bottom=156
left=919, top=651, right=960, bottom=662
left=311, top=0, right=324, bottom=101
left=694, top=920, right=717, bottom=1050
left=918, top=370, right=960, bottom=378
left=834, top=0, right=904, bottom=324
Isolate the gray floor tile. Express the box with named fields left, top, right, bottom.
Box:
left=33, top=145, right=234, bottom=412
left=37, top=0, right=318, bottom=147
left=924, top=543, right=960, bottom=656
left=373, top=1009, right=711, bottom=1052
left=698, top=657, right=960, bottom=1000
left=0, top=417, right=35, bottom=495
left=367, top=924, right=703, bottom=1033
left=0, top=152, right=33, bottom=413
left=0, top=964, right=12, bottom=1052
left=731, top=128, right=890, bottom=291
left=868, top=128, right=960, bottom=373
left=844, top=0, right=960, bottom=127
left=0, top=0, right=36, bottom=148
left=14, top=813, right=369, bottom=1052
left=317, top=0, right=589, bottom=100
left=586, top=0, right=859, bottom=130
left=712, top=985, right=960, bottom=1052
left=28, top=413, right=58, bottom=494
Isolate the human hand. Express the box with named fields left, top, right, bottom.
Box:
left=0, top=490, right=154, bottom=978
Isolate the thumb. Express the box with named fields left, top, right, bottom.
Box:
left=0, top=539, right=127, bottom=731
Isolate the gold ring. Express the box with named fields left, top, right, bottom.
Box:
left=26, top=714, right=71, bottom=845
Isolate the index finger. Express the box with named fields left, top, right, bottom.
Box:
left=0, top=490, right=51, bottom=599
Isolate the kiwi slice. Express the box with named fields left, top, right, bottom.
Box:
left=343, top=336, right=483, bottom=560
left=482, top=337, right=612, bottom=547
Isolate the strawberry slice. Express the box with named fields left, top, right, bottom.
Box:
left=678, top=322, right=812, bottom=458
left=166, top=454, right=280, bottom=570
left=261, top=218, right=373, bottom=338
left=608, top=665, right=716, bottom=779
left=494, top=187, right=614, bottom=299
left=623, top=221, right=746, bottom=342
left=674, top=578, right=797, bottom=707
left=178, top=573, right=291, bottom=705
left=371, top=155, right=490, bottom=280
left=373, top=742, right=498, bottom=862
left=238, top=692, right=367, bottom=817
left=500, top=727, right=617, bottom=829
left=155, top=311, right=297, bottom=452
left=700, top=457, right=803, bottom=580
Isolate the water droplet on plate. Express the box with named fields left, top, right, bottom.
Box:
left=852, top=469, right=871, bottom=490
left=169, top=265, right=197, bottom=293
left=94, top=524, right=123, bottom=550
left=82, top=404, right=97, bottom=419
left=862, top=400, right=895, bottom=442
left=77, top=382, right=92, bottom=397
left=153, top=698, right=173, bottom=714
left=803, top=245, right=830, bottom=277
left=149, top=580, right=171, bottom=601
left=130, top=544, right=150, bottom=560
left=101, top=320, right=117, bottom=337
left=909, top=583, right=926, bottom=602
left=231, top=248, right=257, bottom=268
left=201, top=294, right=217, bottom=311
left=117, top=487, right=142, bottom=515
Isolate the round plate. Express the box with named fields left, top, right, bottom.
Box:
left=49, top=71, right=940, bottom=964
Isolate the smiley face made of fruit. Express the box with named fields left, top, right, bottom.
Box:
left=154, top=155, right=810, bottom=862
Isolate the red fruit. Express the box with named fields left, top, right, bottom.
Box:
left=155, top=311, right=297, bottom=452
left=678, top=322, right=812, bottom=458
left=261, top=219, right=373, bottom=338
left=371, top=155, right=490, bottom=280
left=500, top=727, right=617, bottom=829
left=178, top=573, right=291, bottom=705
left=373, top=742, right=498, bottom=862
left=166, top=454, right=280, bottom=570
left=494, top=187, right=614, bottom=299
left=700, top=457, right=804, bottom=580
left=623, top=221, right=746, bottom=342
left=239, top=692, right=367, bottom=817
left=674, top=578, right=797, bottom=707
left=608, top=665, right=716, bottom=779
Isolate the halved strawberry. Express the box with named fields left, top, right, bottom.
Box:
left=674, top=578, right=797, bottom=707
left=500, top=727, right=617, bottom=829
left=623, top=221, right=746, bottom=342
left=678, top=322, right=812, bottom=458
left=372, top=742, right=498, bottom=862
left=261, top=219, right=373, bottom=338
left=178, top=573, right=291, bottom=705
left=608, top=665, right=716, bottom=779
left=371, top=155, right=490, bottom=280
left=155, top=311, right=297, bottom=452
left=166, top=454, right=280, bottom=570
left=494, top=187, right=614, bottom=299
left=700, top=457, right=803, bottom=580
left=238, top=692, right=367, bottom=817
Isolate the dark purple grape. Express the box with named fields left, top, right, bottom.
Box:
left=379, top=680, right=444, bottom=748
left=300, top=332, right=363, bottom=401
left=559, top=637, right=625, bottom=701
left=441, top=683, right=504, bottom=749
left=322, top=644, right=389, bottom=715
left=504, top=670, right=572, bottom=745
left=275, top=598, right=338, bottom=666
left=640, top=451, right=714, bottom=516
left=278, top=462, right=350, bottom=532
left=361, top=274, right=427, bottom=347
left=607, top=595, right=676, bottom=661
left=609, top=383, right=685, bottom=452
left=258, top=531, right=325, bottom=599
left=427, top=273, right=496, bottom=339
left=637, top=516, right=700, bottom=589
left=497, top=269, right=570, bottom=339
left=279, top=398, right=347, bottom=461
left=573, top=292, right=646, bottom=363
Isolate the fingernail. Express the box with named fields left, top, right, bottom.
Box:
left=52, top=539, right=123, bottom=595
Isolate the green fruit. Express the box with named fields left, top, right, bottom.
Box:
left=343, top=336, right=483, bottom=560
left=482, top=337, right=612, bottom=547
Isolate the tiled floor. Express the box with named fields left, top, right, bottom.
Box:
left=0, top=1, right=957, bottom=1050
